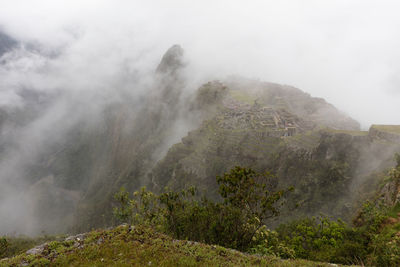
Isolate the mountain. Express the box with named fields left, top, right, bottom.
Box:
left=0, top=44, right=189, bottom=235
left=0, top=45, right=399, bottom=235
left=148, top=78, right=400, bottom=225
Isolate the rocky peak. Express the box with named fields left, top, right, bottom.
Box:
left=156, top=44, right=184, bottom=74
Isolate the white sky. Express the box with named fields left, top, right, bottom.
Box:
left=1, top=0, right=400, bottom=128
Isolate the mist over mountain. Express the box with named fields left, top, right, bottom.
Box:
left=0, top=39, right=398, bottom=236
left=0, top=2, right=400, bottom=241
left=2, top=3, right=400, bottom=267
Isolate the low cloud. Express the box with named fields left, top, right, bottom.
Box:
left=1, top=0, right=400, bottom=234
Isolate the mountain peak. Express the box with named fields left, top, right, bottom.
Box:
left=156, top=44, right=184, bottom=74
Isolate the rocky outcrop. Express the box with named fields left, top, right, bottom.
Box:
left=156, top=44, right=185, bottom=75
left=378, top=168, right=400, bottom=206
left=369, top=125, right=400, bottom=143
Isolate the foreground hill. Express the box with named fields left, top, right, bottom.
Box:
left=0, top=225, right=347, bottom=267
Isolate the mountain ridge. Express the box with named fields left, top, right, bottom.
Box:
left=0, top=45, right=399, bottom=235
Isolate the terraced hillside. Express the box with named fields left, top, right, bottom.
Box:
left=149, top=79, right=400, bottom=225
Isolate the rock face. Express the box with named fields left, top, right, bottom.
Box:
left=369, top=125, right=400, bottom=143
left=378, top=167, right=400, bottom=206
left=156, top=44, right=185, bottom=74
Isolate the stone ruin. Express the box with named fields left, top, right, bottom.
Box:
left=219, top=94, right=300, bottom=137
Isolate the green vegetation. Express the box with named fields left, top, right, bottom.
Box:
left=114, top=167, right=293, bottom=253
left=229, top=90, right=257, bottom=104
left=277, top=216, right=349, bottom=262
left=116, top=164, right=400, bottom=266
left=275, top=202, right=400, bottom=266
left=371, top=125, right=400, bottom=135
left=276, top=163, right=400, bottom=266
left=323, top=128, right=369, bottom=136
left=0, top=235, right=58, bottom=260
left=1, top=225, right=345, bottom=267
left=4, top=164, right=400, bottom=266
left=150, top=98, right=383, bottom=230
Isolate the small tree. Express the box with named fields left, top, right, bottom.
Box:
left=113, top=187, right=134, bottom=224
left=113, top=166, right=293, bottom=251
left=113, top=186, right=161, bottom=226
left=217, top=166, right=293, bottom=249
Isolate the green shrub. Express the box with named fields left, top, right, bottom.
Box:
left=113, top=166, right=293, bottom=252
left=277, top=216, right=347, bottom=260
left=112, top=162, right=400, bottom=265
left=248, top=226, right=295, bottom=259
left=0, top=237, right=8, bottom=258
left=367, top=226, right=400, bottom=267
left=353, top=201, right=388, bottom=234
left=274, top=193, right=400, bottom=265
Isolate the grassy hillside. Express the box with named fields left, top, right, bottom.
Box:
left=371, top=125, right=400, bottom=135
left=0, top=225, right=348, bottom=267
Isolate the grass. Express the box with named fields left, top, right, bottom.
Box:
left=229, top=90, right=256, bottom=105
left=323, top=128, right=369, bottom=136
left=387, top=203, right=400, bottom=219
left=284, top=130, right=321, bottom=150
left=371, top=125, right=400, bottom=135
left=0, top=225, right=352, bottom=267
left=0, top=235, right=60, bottom=260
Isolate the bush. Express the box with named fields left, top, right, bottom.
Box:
left=277, top=216, right=347, bottom=260
left=113, top=166, right=293, bottom=252
left=248, top=226, right=295, bottom=259
left=367, top=226, right=400, bottom=267
left=274, top=196, right=400, bottom=265
left=0, top=237, right=8, bottom=258
left=112, top=162, right=400, bottom=264
left=113, top=186, right=162, bottom=227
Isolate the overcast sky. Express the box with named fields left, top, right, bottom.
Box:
left=1, top=0, right=400, bottom=128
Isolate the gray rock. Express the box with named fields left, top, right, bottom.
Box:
left=26, top=243, right=48, bottom=255
left=156, top=45, right=184, bottom=75
left=97, top=237, right=104, bottom=245
left=65, top=233, right=87, bottom=242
